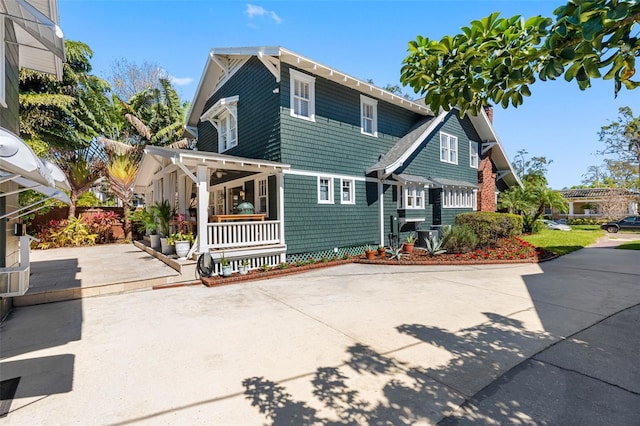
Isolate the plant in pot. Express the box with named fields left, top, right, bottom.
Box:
left=220, top=252, right=232, bottom=277
left=238, top=259, right=250, bottom=275
left=403, top=234, right=416, bottom=253
left=130, top=208, right=160, bottom=249
left=377, top=245, right=386, bottom=256
left=168, top=231, right=195, bottom=260
left=153, top=200, right=173, bottom=255
left=364, top=244, right=376, bottom=260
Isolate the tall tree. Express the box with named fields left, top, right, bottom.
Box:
left=109, top=58, right=165, bottom=102
left=499, top=182, right=568, bottom=232
left=400, top=1, right=640, bottom=115
left=512, top=149, right=553, bottom=185
left=597, top=106, right=640, bottom=188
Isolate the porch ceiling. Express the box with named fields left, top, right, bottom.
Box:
left=134, top=146, right=290, bottom=189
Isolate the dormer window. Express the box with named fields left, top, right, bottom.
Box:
left=200, top=95, right=239, bottom=153
left=290, top=69, right=315, bottom=121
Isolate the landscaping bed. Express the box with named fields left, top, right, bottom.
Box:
left=200, top=237, right=557, bottom=287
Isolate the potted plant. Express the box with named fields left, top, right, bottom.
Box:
left=377, top=245, right=386, bottom=256
left=403, top=234, right=416, bottom=253
left=153, top=200, right=173, bottom=255
left=220, top=252, right=232, bottom=277
left=238, top=259, right=250, bottom=275
left=130, top=208, right=160, bottom=249
left=168, top=231, right=195, bottom=259
left=364, top=244, right=376, bottom=260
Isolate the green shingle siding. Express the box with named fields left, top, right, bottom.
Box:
left=279, top=64, right=421, bottom=174
left=196, top=57, right=281, bottom=162
left=284, top=175, right=379, bottom=255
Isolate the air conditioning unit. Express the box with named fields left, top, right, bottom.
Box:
left=0, top=265, right=30, bottom=297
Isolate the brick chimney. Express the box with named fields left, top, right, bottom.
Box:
left=483, top=105, right=494, bottom=124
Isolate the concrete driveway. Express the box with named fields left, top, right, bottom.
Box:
left=1, top=236, right=639, bottom=424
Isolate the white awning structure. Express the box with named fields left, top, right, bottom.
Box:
left=0, top=127, right=70, bottom=219
left=0, top=0, right=65, bottom=78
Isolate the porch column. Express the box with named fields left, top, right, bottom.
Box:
left=163, top=173, right=172, bottom=209
left=196, top=165, right=210, bottom=254
left=178, top=175, right=187, bottom=216
left=569, top=202, right=574, bottom=216
left=277, top=172, right=286, bottom=262
left=378, top=176, right=384, bottom=246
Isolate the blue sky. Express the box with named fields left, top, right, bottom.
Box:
left=58, top=0, right=640, bottom=189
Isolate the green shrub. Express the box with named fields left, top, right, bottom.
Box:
left=567, top=217, right=607, bottom=225
left=34, top=217, right=98, bottom=249
left=455, top=212, right=523, bottom=247
left=443, top=225, right=479, bottom=253
left=531, top=219, right=545, bottom=234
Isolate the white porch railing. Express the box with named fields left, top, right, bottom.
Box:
left=206, top=220, right=282, bottom=250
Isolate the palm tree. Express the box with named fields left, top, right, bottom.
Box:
left=500, top=183, right=568, bottom=233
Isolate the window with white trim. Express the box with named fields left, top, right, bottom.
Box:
left=218, top=111, right=237, bottom=152
left=470, top=141, right=479, bottom=168
left=200, top=95, right=239, bottom=153
left=318, top=176, right=334, bottom=204
left=341, top=179, right=355, bottom=204
left=257, top=178, right=268, bottom=213
left=398, top=185, right=425, bottom=210
left=443, top=188, right=477, bottom=209
left=360, top=95, right=377, bottom=136
left=290, top=69, right=315, bottom=121
left=440, top=132, right=458, bottom=164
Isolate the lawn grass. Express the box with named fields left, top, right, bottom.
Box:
left=520, top=228, right=605, bottom=256
left=616, top=241, right=640, bottom=250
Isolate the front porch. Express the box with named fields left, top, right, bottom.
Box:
left=134, top=147, right=290, bottom=272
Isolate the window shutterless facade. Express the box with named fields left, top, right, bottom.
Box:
left=318, top=176, right=334, bottom=204
left=440, top=132, right=458, bottom=164
left=341, top=179, right=355, bottom=204
left=442, top=188, right=477, bottom=209
left=398, top=185, right=425, bottom=210
left=199, top=95, right=239, bottom=153
left=360, top=95, right=377, bottom=136
left=290, top=69, right=315, bottom=121
left=469, top=141, right=479, bottom=168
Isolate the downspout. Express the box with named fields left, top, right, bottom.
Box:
left=378, top=170, right=385, bottom=246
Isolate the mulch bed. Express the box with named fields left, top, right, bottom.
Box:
left=200, top=237, right=557, bottom=287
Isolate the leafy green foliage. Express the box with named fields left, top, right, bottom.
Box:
left=419, top=236, right=447, bottom=256
left=152, top=200, right=173, bottom=237
left=442, top=225, right=480, bottom=253
left=455, top=212, right=524, bottom=246
left=499, top=183, right=568, bottom=233
left=596, top=106, right=640, bottom=187
left=401, top=1, right=640, bottom=115
left=33, top=217, right=98, bottom=249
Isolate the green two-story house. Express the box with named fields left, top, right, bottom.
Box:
left=134, top=46, right=520, bottom=270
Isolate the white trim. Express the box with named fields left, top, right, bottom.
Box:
left=442, top=187, right=476, bottom=209
left=256, top=177, right=269, bottom=214
left=284, top=168, right=368, bottom=182
left=340, top=178, right=355, bottom=205
left=469, top=140, right=479, bottom=168
left=257, top=51, right=280, bottom=82
left=397, top=184, right=425, bottom=210
left=440, top=132, right=458, bottom=165
left=289, top=68, right=315, bottom=121
left=0, top=18, right=6, bottom=108
left=360, top=95, right=378, bottom=137
left=317, top=176, right=334, bottom=204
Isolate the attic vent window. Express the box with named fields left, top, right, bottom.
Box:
left=200, top=96, right=239, bottom=153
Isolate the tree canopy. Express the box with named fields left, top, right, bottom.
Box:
left=401, top=0, right=640, bottom=115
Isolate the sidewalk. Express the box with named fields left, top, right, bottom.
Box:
left=1, top=236, right=639, bottom=424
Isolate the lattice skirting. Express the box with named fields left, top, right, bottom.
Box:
left=286, top=245, right=369, bottom=264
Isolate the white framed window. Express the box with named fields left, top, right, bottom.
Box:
left=398, top=185, right=425, bottom=210
left=440, top=132, right=458, bottom=164
left=360, top=95, right=378, bottom=136
left=443, top=188, right=477, bottom=209
left=290, top=69, right=315, bottom=121
left=0, top=18, right=6, bottom=108
left=470, top=141, right=479, bottom=168
left=200, top=95, right=239, bottom=153
left=218, top=111, right=237, bottom=152
left=341, top=179, right=355, bottom=204
left=257, top=178, right=268, bottom=214
left=318, top=176, right=334, bottom=204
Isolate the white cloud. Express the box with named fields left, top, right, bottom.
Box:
left=245, top=4, right=282, bottom=24
left=169, top=75, right=194, bottom=86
